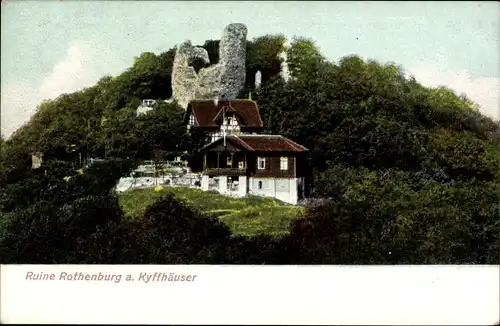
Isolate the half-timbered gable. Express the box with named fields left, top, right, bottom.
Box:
left=184, top=100, right=264, bottom=137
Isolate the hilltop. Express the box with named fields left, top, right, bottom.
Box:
left=1, top=31, right=499, bottom=264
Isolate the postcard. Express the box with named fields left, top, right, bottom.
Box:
left=1, top=1, right=499, bottom=324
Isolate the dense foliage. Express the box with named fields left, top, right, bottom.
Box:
left=1, top=33, right=499, bottom=264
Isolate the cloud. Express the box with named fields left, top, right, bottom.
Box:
left=1, top=82, right=39, bottom=138
left=38, top=40, right=124, bottom=101
left=408, top=62, right=500, bottom=121
left=1, top=40, right=126, bottom=138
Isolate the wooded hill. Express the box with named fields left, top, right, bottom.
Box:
left=1, top=35, right=499, bottom=264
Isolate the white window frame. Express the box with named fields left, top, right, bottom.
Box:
left=257, top=157, right=266, bottom=170
left=280, top=157, right=288, bottom=170
left=188, top=114, right=195, bottom=126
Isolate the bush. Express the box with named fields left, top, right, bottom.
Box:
left=283, top=171, right=500, bottom=265
left=122, top=193, right=233, bottom=264
left=0, top=193, right=125, bottom=263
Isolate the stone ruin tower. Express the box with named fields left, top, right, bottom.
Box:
left=171, top=23, right=248, bottom=109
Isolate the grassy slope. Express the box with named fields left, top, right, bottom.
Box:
left=118, top=187, right=305, bottom=237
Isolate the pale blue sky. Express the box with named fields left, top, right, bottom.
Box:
left=1, top=1, right=499, bottom=137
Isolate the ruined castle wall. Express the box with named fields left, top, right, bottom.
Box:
left=171, top=23, right=248, bottom=109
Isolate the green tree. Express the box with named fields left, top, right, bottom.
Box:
left=123, top=193, right=232, bottom=264
left=425, top=128, right=500, bottom=181
left=286, top=36, right=324, bottom=79
left=134, top=101, right=188, bottom=161
left=287, top=168, right=500, bottom=264
left=2, top=32, right=499, bottom=266
left=98, top=106, right=141, bottom=159
left=201, top=39, right=220, bottom=65
left=245, top=34, right=286, bottom=92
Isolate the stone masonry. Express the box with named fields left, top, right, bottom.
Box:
left=171, top=23, right=248, bottom=109
left=171, top=41, right=211, bottom=109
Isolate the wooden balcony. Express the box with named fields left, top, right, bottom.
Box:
left=203, top=168, right=247, bottom=176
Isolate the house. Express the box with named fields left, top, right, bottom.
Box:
left=198, top=134, right=308, bottom=205
left=136, top=99, right=157, bottom=116
left=184, top=99, right=311, bottom=205
left=184, top=99, right=264, bottom=143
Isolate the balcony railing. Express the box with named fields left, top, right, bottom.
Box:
left=204, top=168, right=247, bottom=176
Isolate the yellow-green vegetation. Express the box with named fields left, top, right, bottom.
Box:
left=118, top=187, right=305, bottom=237
left=119, top=188, right=165, bottom=219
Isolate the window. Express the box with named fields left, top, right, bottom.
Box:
left=258, top=181, right=263, bottom=190
left=238, top=161, right=245, bottom=169
left=188, top=114, right=195, bottom=126
left=257, top=157, right=266, bottom=169
left=226, top=156, right=232, bottom=167
left=280, top=157, right=288, bottom=170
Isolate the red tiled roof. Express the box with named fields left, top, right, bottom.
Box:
left=202, top=134, right=308, bottom=153
left=186, top=100, right=263, bottom=128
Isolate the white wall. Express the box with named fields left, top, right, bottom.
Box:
left=218, top=176, right=228, bottom=194
left=201, top=175, right=209, bottom=191
left=209, top=176, right=248, bottom=198
left=136, top=105, right=154, bottom=116
left=251, top=177, right=274, bottom=197
left=249, top=177, right=299, bottom=205
left=238, top=176, right=248, bottom=197
left=288, top=178, right=299, bottom=205
left=115, top=173, right=201, bottom=192
left=117, top=173, right=301, bottom=205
